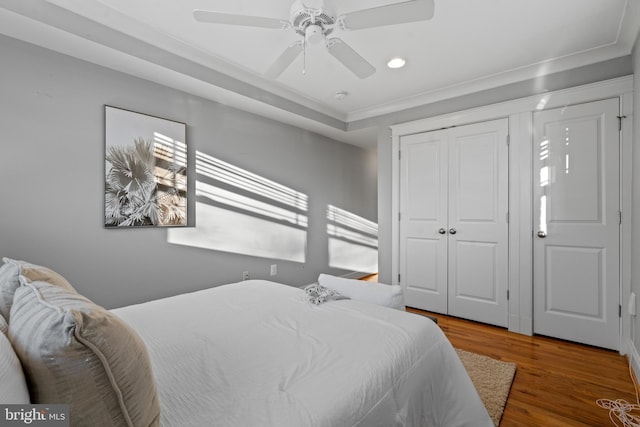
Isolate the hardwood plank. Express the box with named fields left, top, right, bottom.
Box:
left=406, top=308, right=637, bottom=426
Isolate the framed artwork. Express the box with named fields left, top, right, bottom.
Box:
left=104, top=106, right=187, bottom=228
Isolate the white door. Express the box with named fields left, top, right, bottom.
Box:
left=399, top=129, right=448, bottom=313
left=399, top=119, right=509, bottom=327
left=533, top=98, right=620, bottom=350
left=447, top=120, right=509, bottom=327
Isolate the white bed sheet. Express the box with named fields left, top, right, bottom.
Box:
left=112, top=280, right=492, bottom=427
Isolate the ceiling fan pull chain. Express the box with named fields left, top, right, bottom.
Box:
left=302, top=39, right=307, bottom=75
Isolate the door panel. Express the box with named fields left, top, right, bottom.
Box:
left=406, top=143, right=440, bottom=220
left=533, top=98, right=619, bottom=350
left=399, top=130, right=448, bottom=313
left=546, top=118, right=601, bottom=222
left=454, top=241, right=498, bottom=301
left=545, top=245, right=604, bottom=318
left=456, top=133, right=498, bottom=221
left=448, top=119, right=509, bottom=327
left=405, top=238, right=442, bottom=294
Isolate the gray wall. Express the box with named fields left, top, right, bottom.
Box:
left=632, top=33, right=640, bottom=355
left=0, top=35, right=378, bottom=309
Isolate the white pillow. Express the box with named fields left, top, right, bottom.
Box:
left=0, top=318, right=30, bottom=403
left=318, top=274, right=405, bottom=310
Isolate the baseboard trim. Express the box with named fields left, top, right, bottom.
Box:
left=624, top=337, right=640, bottom=381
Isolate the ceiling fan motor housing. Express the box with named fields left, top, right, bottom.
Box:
left=290, top=0, right=337, bottom=39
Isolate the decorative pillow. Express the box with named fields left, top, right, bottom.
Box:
left=0, top=313, right=6, bottom=335
left=9, top=281, right=160, bottom=427
left=0, top=318, right=30, bottom=403
left=0, top=257, right=76, bottom=321
left=303, top=283, right=348, bottom=305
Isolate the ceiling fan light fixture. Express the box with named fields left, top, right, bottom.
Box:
left=387, top=57, right=406, bottom=69
left=305, top=24, right=324, bottom=44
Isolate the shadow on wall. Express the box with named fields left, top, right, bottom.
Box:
left=167, top=151, right=378, bottom=271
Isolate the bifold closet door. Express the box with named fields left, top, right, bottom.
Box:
left=399, top=119, right=509, bottom=327
left=446, top=120, right=509, bottom=327
left=399, top=129, right=449, bottom=314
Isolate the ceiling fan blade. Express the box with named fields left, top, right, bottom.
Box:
left=265, top=42, right=304, bottom=78
left=340, top=0, right=434, bottom=30
left=193, top=10, right=287, bottom=29
left=326, top=38, right=375, bottom=79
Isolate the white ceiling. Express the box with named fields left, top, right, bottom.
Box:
left=0, top=0, right=638, bottom=148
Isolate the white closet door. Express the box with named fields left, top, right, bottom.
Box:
left=447, top=119, right=509, bottom=327
left=399, top=120, right=509, bottom=327
left=399, top=130, right=448, bottom=313
left=533, top=98, right=620, bottom=350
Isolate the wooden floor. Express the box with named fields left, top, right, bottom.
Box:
left=408, top=308, right=638, bottom=426
left=360, top=274, right=639, bottom=424
left=359, top=274, right=638, bottom=425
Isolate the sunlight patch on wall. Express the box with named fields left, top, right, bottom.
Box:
left=168, top=201, right=306, bottom=262
left=167, top=152, right=308, bottom=262
left=326, top=205, right=378, bottom=273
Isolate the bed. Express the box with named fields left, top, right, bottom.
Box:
left=1, top=258, right=492, bottom=427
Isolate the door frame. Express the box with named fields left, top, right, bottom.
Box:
left=389, top=76, right=633, bottom=352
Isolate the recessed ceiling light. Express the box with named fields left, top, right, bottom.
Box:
left=335, top=91, right=348, bottom=101
left=387, top=57, right=406, bottom=69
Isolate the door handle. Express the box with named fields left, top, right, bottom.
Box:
left=438, top=228, right=447, bottom=235
left=537, top=230, right=547, bottom=238
left=449, top=228, right=457, bottom=235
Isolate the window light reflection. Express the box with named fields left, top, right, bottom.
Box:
left=153, top=133, right=187, bottom=166
left=326, top=204, right=378, bottom=273
left=168, top=151, right=308, bottom=262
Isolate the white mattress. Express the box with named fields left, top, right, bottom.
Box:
left=112, top=280, right=492, bottom=427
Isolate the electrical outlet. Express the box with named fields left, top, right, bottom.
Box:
left=270, top=264, right=277, bottom=276
left=242, top=271, right=250, bottom=281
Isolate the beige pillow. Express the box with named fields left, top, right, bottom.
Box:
left=0, top=320, right=30, bottom=404
left=0, top=257, right=76, bottom=321
left=0, top=314, right=6, bottom=335
left=9, top=281, right=160, bottom=427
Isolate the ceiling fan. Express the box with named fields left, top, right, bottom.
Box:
left=193, top=0, right=434, bottom=79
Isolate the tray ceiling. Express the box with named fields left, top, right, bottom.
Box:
left=0, top=0, right=637, bottom=147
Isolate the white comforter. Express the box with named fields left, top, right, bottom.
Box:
left=112, top=280, right=492, bottom=427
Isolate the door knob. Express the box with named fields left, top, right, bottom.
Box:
left=449, top=228, right=457, bottom=235
left=438, top=228, right=447, bottom=235
left=537, top=230, right=547, bottom=238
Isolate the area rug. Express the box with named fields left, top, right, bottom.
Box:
left=456, top=349, right=517, bottom=426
